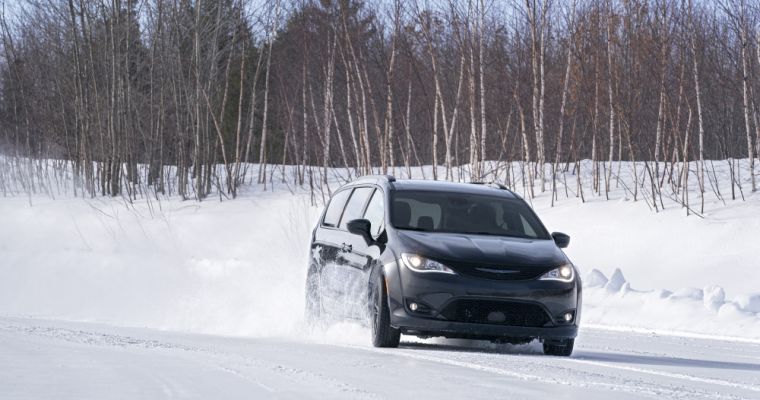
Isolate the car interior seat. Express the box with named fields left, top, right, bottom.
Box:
left=394, top=202, right=412, bottom=227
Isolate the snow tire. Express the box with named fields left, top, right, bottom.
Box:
left=543, top=338, right=574, bottom=357
left=371, top=275, right=400, bottom=348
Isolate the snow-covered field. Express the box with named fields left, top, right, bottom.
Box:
left=1, top=158, right=759, bottom=398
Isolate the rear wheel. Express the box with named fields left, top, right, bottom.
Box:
left=371, top=275, right=400, bottom=348
left=543, top=338, right=574, bottom=356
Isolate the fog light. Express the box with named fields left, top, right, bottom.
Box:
left=564, top=313, right=573, bottom=322
left=410, top=302, right=418, bottom=311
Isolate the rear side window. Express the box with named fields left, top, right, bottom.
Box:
left=362, top=189, right=385, bottom=236
left=322, top=189, right=351, bottom=227
left=339, top=187, right=374, bottom=229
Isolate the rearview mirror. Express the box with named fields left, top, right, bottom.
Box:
left=347, top=218, right=374, bottom=246
left=551, top=232, right=570, bottom=249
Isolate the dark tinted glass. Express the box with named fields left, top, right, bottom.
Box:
left=392, top=191, right=549, bottom=239
left=362, top=189, right=385, bottom=236
left=339, top=187, right=374, bottom=229
left=322, top=189, right=351, bottom=227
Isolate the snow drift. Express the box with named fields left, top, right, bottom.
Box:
left=582, top=269, right=760, bottom=339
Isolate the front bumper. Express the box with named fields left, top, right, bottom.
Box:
left=392, top=308, right=579, bottom=340
left=386, top=260, right=582, bottom=340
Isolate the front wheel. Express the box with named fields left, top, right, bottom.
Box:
left=371, top=275, right=400, bottom=348
left=543, top=338, right=574, bottom=356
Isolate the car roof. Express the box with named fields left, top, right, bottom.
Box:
left=393, top=179, right=520, bottom=198
left=340, top=177, right=521, bottom=199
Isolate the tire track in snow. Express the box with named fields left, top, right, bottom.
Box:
left=562, top=358, right=760, bottom=392
left=0, top=320, right=383, bottom=399
left=338, top=344, right=750, bottom=399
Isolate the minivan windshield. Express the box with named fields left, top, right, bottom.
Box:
left=392, top=191, right=550, bottom=240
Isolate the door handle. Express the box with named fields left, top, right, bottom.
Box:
left=341, top=243, right=353, bottom=253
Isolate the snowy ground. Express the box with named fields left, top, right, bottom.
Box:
left=2, top=316, right=759, bottom=399
left=1, top=158, right=759, bottom=398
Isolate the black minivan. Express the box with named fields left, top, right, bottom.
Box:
left=305, top=175, right=580, bottom=356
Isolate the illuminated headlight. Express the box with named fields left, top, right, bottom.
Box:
left=401, top=253, right=455, bottom=274
left=538, top=264, right=574, bottom=282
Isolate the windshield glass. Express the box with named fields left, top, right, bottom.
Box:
left=392, top=191, right=550, bottom=239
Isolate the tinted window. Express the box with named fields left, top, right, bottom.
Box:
left=392, top=191, right=549, bottom=239
left=323, top=189, right=351, bottom=227
left=339, top=187, right=374, bottom=229
left=362, top=189, right=385, bottom=236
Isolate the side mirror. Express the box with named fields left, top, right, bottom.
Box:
left=551, top=232, right=570, bottom=249
left=347, top=218, right=374, bottom=246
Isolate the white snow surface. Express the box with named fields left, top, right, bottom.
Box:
left=1, top=159, right=760, bottom=397
left=2, top=316, right=760, bottom=399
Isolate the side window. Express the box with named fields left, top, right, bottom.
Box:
left=339, top=187, right=374, bottom=229
left=322, top=189, right=352, bottom=227
left=363, top=189, right=385, bottom=236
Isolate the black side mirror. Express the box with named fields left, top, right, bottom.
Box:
left=347, top=218, right=374, bottom=246
left=551, top=232, right=570, bottom=249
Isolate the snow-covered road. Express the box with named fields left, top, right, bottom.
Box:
left=1, top=317, right=758, bottom=399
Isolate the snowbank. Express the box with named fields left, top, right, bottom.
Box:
left=582, top=269, right=760, bottom=339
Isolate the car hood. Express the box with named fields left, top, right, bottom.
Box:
left=397, top=230, right=566, bottom=267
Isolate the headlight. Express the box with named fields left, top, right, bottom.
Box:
left=401, top=253, right=455, bottom=274
left=538, top=264, right=574, bottom=282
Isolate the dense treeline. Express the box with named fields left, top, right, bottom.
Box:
left=1, top=0, right=759, bottom=205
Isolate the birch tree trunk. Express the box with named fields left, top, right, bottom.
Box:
left=757, top=34, right=760, bottom=163
left=512, top=80, right=534, bottom=199
left=606, top=11, right=615, bottom=197
left=405, top=71, right=413, bottom=178
left=383, top=5, right=399, bottom=175
left=654, top=5, right=667, bottom=187
left=688, top=0, right=706, bottom=203
left=417, top=11, right=443, bottom=179
left=444, top=54, right=466, bottom=181
left=339, top=4, right=372, bottom=174
left=232, top=3, right=247, bottom=196
left=243, top=39, right=266, bottom=167
left=339, top=45, right=361, bottom=177
left=468, top=0, right=478, bottom=181
left=552, top=0, right=576, bottom=206
left=739, top=0, right=756, bottom=192
left=527, top=0, right=541, bottom=192
left=258, top=0, right=280, bottom=185
left=322, top=33, right=336, bottom=185
left=538, top=1, right=547, bottom=192
left=479, top=0, right=487, bottom=180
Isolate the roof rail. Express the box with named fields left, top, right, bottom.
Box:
left=469, top=181, right=508, bottom=190
left=358, top=174, right=396, bottom=182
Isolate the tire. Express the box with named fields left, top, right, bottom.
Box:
left=371, top=275, right=400, bottom=348
left=543, top=338, right=574, bottom=357
left=305, top=268, right=322, bottom=326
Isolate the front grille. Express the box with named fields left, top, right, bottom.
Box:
left=430, top=257, right=555, bottom=281
left=439, top=299, right=552, bottom=327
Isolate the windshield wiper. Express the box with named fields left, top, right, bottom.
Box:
left=399, top=227, right=533, bottom=239
left=460, top=231, right=532, bottom=239
left=396, top=226, right=430, bottom=232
